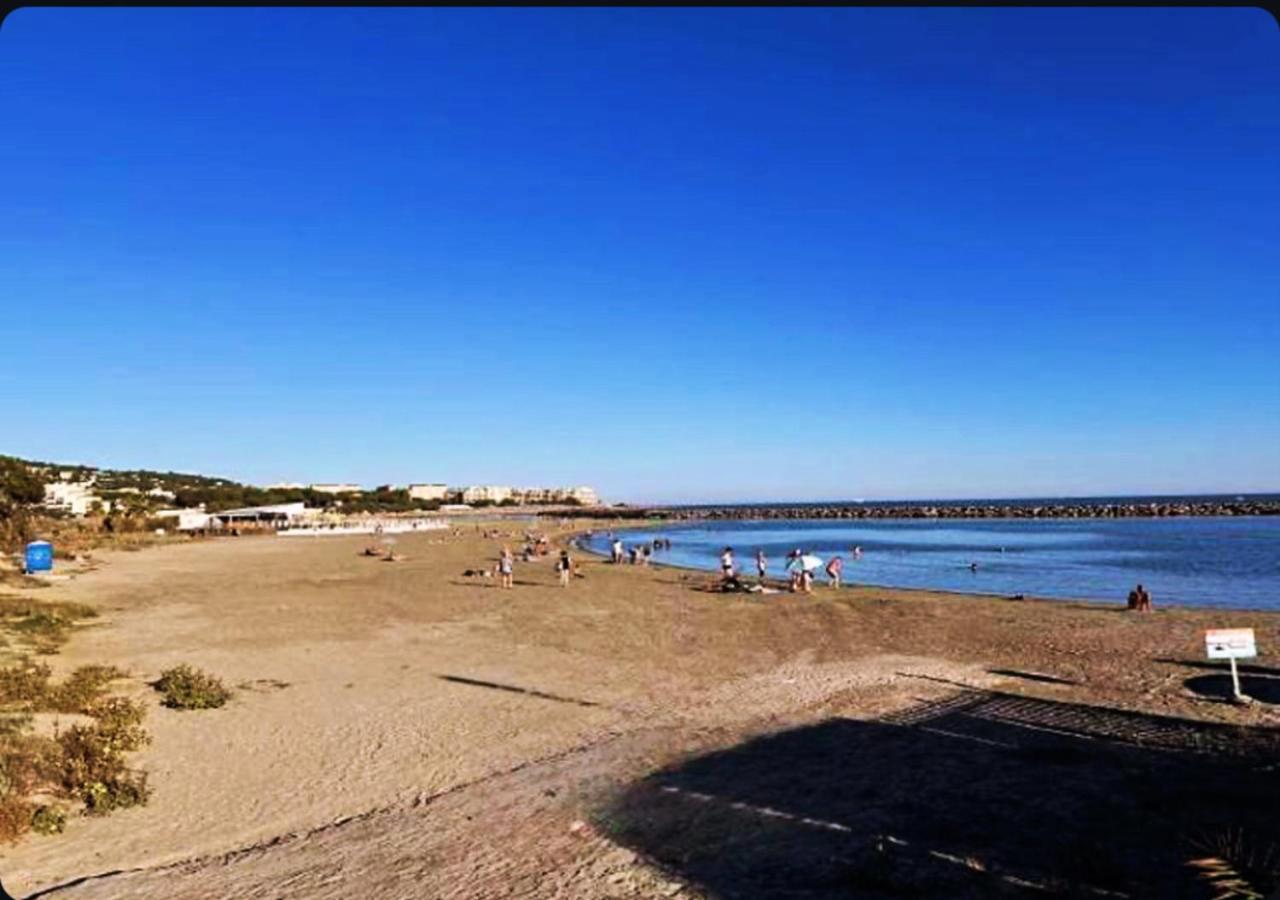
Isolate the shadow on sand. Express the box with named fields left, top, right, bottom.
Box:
left=598, top=690, right=1280, bottom=898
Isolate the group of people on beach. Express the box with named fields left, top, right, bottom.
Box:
left=717, top=546, right=862, bottom=594
left=608, top=535, right=670, bottom=566
left=494, top=543, right=577, bottom=589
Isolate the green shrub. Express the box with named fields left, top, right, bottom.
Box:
left=82, top=772, right=150, bottom=815
left=30, top=804, right=66, bottom=835
left=154, top=665, right=232, bottom=710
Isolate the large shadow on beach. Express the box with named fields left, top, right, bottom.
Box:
left=599, top=691, right=1280, bottom=898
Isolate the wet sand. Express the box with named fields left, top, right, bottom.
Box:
left=2, top=523, right=1278, bottom=898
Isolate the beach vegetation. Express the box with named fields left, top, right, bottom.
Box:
left=0, top=666, right=149, bottom=842
left=30, top=803, right=67, bottom=835
left=154, top=664, right=232, bottom=710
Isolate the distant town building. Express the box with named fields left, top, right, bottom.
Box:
left=308, top=483, right=363, bottom=495
left=408, top=483, right=448, bottom=501
left=461, top=485, right=513, bottom=504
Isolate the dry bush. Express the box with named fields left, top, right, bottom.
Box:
left=0, top=793, right=33, bottom=845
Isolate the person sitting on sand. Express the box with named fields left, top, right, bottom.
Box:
left=557, top=550, right=572, bottom=588
left=826, top=555, right=843, bottom=588
left=1129, top=583, right=1152, bottom=612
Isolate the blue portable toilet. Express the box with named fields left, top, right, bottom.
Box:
left=24, top=541, right=53, bottom=574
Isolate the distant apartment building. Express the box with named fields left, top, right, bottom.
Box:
left=408, top=483, right=448, bottom=501
left=472, top=485, right=601, bottom=506
left=460, top=485, right=513, bottom=504
left=308, top=483, right=363, bottom=495
left=564, top=486, right=599, bottom=505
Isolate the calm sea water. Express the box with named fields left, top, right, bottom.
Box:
left=584, top=517, right=1280, bottom=610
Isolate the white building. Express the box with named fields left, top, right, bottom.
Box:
left=309, top=483, right=363, bottom=495
left=266, top=482, right=305, bottom=491
left=408, top=483, right=448, bottom=501
left=461, top=485, right=512, bottom=504
left=154, top=508, right=214, bottom=531
left=43, top=481, right=107, bottom=517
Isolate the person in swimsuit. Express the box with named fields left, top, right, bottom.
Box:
left=826, top=555, right=843, bottom=588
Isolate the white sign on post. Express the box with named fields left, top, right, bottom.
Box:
left=1205, top=628, right=1257, bottom=660
left=1204, top=628, right=1258, bottom=703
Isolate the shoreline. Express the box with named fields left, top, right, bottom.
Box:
left=571, top=521, right=1277, bottom=615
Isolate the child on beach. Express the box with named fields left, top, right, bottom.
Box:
left=557, top=550, right=572, bottom=588
left=826, top=556, right=843, bottom=588
left=499, top=547, right=514, bottom=589
left=756, top=549, right=767, bottom=581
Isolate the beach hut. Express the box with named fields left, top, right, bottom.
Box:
left=24, top=540, right=53, bottom=574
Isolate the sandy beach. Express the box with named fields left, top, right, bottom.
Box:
left=2, top=522, right=1279, bottom=899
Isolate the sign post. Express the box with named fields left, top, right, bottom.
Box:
left=1204, top=628, right=1258, bottom=704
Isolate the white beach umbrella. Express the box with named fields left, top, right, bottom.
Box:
left=788, top=554, right=824, bottom=572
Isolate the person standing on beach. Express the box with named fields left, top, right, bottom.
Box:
left=720, top=547, right=736, bottom=581
left=826, top=555, right=843, bottom=588
left=557, top=550, right=572, bottom=587
left=756, top=549, right=767, bottom=582
left=611, top=538, right=624, bottom=564
left=499, top=547, right=514, bottom=590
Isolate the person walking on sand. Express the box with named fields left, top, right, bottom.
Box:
left=611, top=538, right=624, bottom=565
left=756, top=549, right=767, bottom=582
left=557, top=550, right=572, bottom=588
left=826, top=555, right=843, bottom=588
left=499, top=546, right=514, bottom=590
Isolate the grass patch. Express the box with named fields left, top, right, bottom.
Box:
left=154, top=664, right=232, bottom=710
left=0, top=594, right=97, bottom=654
left=0, top=661, right=126, bottom=713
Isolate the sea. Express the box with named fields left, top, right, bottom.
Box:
left=582, top=495, right=1280, bottom=611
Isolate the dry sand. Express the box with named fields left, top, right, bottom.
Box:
left=2, top=523, right=1278, bottom=898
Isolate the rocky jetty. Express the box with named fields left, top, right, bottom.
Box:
left=660, top=499, right=1280, bottom=521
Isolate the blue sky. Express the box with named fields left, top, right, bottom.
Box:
left=2, top=8, right=1277, bottom=503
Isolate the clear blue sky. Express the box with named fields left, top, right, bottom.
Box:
left=2, top=8, right=1277, bottom=503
